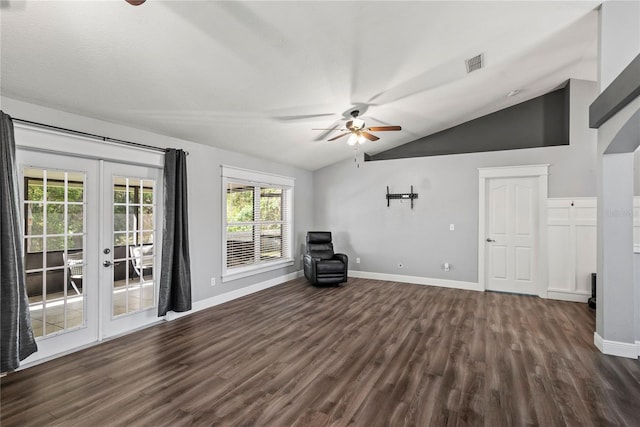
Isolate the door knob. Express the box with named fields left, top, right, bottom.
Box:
left=103, top=260, right=113, bottom=267
left=486, top=238, right=495, bottom=242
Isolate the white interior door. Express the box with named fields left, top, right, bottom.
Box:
left=100, top=161, right=162, bottom=339
left=17, top=150, right=100, bottom=363
left=486, top=177, right=538, bottom=295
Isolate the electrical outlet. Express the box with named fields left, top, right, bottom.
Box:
left=449, top=224, right=455, bottom=231
left=398, top=263, right=404, bottom=269
left=211, top=277, right=216, bottom=286
left=443, top=262, right=451, bottom=272
left=356, top=257, right=361, bottom=264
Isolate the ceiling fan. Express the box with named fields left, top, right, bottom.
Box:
left=125, top=0, right=146, bottom=5
left=313, top=110, right=401, bottom=145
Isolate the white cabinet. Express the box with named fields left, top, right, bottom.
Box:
left=547, top=198, right=597, bottom=302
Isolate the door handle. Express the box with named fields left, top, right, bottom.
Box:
left=103, top=260, right=113, bottom=267
left=486, top=238, right=495, bottom=243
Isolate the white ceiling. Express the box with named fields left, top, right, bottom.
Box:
left=1, top=1, right=600, bottom=170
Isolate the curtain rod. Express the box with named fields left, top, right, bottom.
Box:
left=12, top=117, right=189, bottom=155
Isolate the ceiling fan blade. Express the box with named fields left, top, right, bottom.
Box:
left=273, top=113, right=336, bottom=121
left=360, top=132, right=380, bottom=142
left=367, top=57, right=465, bottom=105
left=328, top=132, right=350, bottom=142
left=367, top=126, right=402, bottom=131
left=125, top=0, right=146, bottom=5
left=313, top=123, right=342, bottom=141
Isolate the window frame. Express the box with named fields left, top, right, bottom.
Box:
left=221, top=165, right=294, bottom=282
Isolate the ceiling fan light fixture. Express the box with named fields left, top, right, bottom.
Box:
left=312, top=108, right=401, bottom=144
left=351, top=118, right=365, bottom=130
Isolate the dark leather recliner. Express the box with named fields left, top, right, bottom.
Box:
left=303, top=231, right=348, bottom=286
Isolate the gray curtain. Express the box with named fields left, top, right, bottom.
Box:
left=1, top=111, right=37, bottom=372
left=158, top=149, right=192, bottom=316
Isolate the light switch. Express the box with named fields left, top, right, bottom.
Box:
left=449, top=224, right=455, bottom=231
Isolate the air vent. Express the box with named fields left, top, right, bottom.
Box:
left=465, top=53, right=484, bottom=73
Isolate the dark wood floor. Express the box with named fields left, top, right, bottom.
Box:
left=2, top=277, right=639, bottom=426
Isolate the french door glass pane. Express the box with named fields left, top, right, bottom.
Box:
left=112, top=176, right=156, bottom=317
left=23, top=168, right=86, bottom=338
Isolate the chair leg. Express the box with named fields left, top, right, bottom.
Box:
left=69, top=279, right=81, bottom=295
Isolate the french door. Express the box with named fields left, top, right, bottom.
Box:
left=17, top=149, right=162, bottom=364
left=101, top=161, right=162, bottom=338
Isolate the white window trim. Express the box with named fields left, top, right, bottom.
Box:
left=221, top=165, right=295, bottom=282
left=222, top=259, right=295, bottom=283
left=221, top=165, right=295, bottom=187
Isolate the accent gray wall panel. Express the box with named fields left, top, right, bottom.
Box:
left=590, top=54, right=640, bottom=129
left=366, top=83, right=570, bottom=162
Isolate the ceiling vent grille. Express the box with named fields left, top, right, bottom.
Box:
left=465, top=54, right=484, bottom=73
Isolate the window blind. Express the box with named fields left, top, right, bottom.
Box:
left=222, top=166, right=294, bottom=280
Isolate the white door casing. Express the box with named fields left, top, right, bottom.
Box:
left=478, top=165, right=549, bottom=297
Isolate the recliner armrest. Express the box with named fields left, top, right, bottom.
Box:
left=303, top=254, right=323, bottom=264
left=333, top=253, right=348, bottom=263
left=303, top=254, right=320, bottom=284
left=333, top=253, right=348, bottom=277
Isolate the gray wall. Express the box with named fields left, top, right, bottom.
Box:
left=599, top=0, right=640, bottom=91
left=313, top=79, right=598, bottom=284
left=634, top=148, right=640, bottom=196
left=595, top=0, right=640, bottom=346
left=600, top=153, right=635, bottom=343
left=178, top=137, right=314, bottom=300
left=636, top=254, right=640, bottom=342
left=3, top=97, right=314, bottom=303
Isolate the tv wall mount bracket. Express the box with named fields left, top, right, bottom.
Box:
left=386, top=186, right=418, bottom=209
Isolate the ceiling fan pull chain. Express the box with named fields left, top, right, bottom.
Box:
left=354, top=146, right=360, bottom=169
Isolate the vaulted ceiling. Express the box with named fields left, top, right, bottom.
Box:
left=1, top=1, right=600, bottom=170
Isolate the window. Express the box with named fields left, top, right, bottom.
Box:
left=222, top=166, right=294, bottom=281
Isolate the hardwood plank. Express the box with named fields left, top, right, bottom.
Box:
left=2, top=277, right=639, bottom=426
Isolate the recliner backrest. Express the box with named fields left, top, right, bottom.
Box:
left=306, top=232, right=335, bottom=260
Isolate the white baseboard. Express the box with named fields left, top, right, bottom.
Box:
left=546, top=289, right=591, bottom=303
left=348, top=270, right=482, bottom=292
left=164, top=270, right=303, bottom=321
left=594, top=331, right=604, bottom=352
left=594, top=332, right=639, bottom=359
left=19, top=319, right=164, bottom=371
